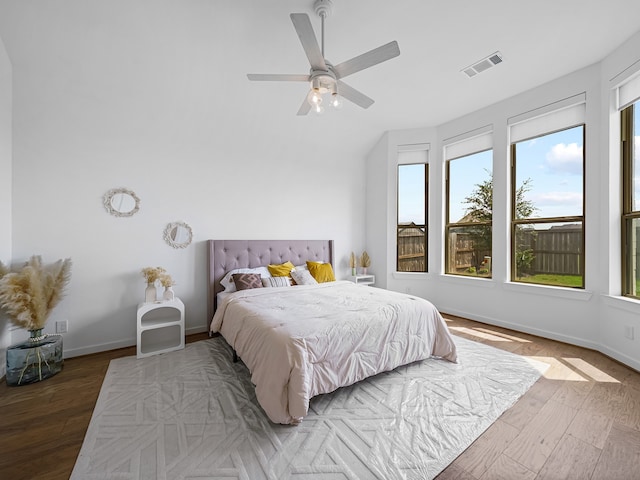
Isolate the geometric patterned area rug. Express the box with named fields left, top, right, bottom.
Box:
left=71, top=335, right=547, bottom=480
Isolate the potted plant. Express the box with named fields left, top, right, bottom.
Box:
left=0, top=256, right=72, bottom=385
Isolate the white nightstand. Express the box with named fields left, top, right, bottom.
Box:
left=136, top=298, right=185, bottom=359
left=348, top=274, right=375, bottom=286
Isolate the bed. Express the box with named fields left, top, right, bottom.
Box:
left=208, top=239, right=457, bottom=425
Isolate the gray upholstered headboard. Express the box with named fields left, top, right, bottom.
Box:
left=207, top=239, right=334, bottom=324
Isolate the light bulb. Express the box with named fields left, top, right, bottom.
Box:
left=314, top=103, right=325, bottom=115
left=331, top=93, right=343, bottom=109
left=307, top=89, right=322, bottom=106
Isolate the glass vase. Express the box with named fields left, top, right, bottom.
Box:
left=6, top=329, right=64, bottom=386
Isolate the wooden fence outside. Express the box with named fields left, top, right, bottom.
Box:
left=397, top=224, right=426, bottom=272
left=447, top=231, right=491, bottom=273
left=517, top=225, right=582, bottom=275
left=438, top=224, right=583, bottom=276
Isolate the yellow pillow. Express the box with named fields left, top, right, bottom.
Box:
left=307, top=261, right=336, bottom=283
left=268, top=261, right=295, bottom=277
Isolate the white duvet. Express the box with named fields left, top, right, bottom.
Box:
left=210, top=281, right=457, bottom=424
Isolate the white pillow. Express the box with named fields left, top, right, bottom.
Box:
left=291, top=269, right=318, bottom=286
left=261, top=276, right=291, bottom=288
left=220, top=266, right=271, bottom=293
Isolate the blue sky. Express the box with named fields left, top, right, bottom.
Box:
left=399, top=125, right=588, bottom=224
left=514, top=125, right=584, bottom=219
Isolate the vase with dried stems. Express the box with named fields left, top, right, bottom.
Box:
left=159, top=273, right=175, bottom=301
left=360, top=251, right=371, bottom=275
left=141, top=266, right=166, bottom=303
left=349, top=252, right=357, bottom=276
left=0, top=256, right=72, bottom=386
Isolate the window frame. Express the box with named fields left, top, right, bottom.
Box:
left=510, top=124, right=586, bottom=288
left=621, top=103, right=639, bottom=297
left=444, top=148, right=493, bottom=278
left=396, top=162, right=428, bottom=273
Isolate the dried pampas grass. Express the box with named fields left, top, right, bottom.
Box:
left=0, top=256, right=72, bottom=331
left=349, top=252, right=356, bottom=269
left=141, top=266, right=166, bottom=284
left=360, top=251, right=371, bottom=268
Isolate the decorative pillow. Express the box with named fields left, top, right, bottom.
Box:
left=307, top=261, right=336, bottom=283
left=267, top=261, right=295, bottom=277
left=261, top=276, right=292, bottom=288
left=291, top=269, right=318, bottom=286
left=220, top=266, right=270, bottom=292
left=232, top=273, right=264, bottom=291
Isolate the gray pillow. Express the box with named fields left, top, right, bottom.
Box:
left=232, top=273, right=264, bottom=291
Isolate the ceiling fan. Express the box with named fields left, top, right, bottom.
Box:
left=247, top=0, right=400, bottom=115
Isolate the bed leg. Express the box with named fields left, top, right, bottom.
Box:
left=233, top=350, right=238, bottom=363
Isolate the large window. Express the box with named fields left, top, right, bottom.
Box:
left=622, top=100, right=640, bottom=297
left=445, top=150, right=493, bottom=277
left=397, top=148, right=428, bottom=272
left=511, top=125, right=585, bottom=288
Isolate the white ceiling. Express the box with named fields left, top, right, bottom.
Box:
left=1, top=0, right=640, bottom=158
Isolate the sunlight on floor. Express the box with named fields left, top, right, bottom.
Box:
left=529, top=356, right=621, bottom=383
left=530, top=356, right=589, bottom=381
left=449, top=326, right=531, bottom=343
left=562, top=357, right=621, bottom=383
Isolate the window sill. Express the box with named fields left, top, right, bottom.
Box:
left=392, top=271, right=431, bottom=281
left=503, top=281, right=593, bottom=301
left=601, top=294, right=640, bottom=313
left=439, top=274, right=496, bottom=288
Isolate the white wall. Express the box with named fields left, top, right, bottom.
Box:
left=2, top=3, right=369, bottom=358
left=0, top=32, right=11, bottom=376
left=367, top=31, right=640, bottom=371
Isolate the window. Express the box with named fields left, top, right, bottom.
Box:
left=397, top=148, right=428, bottom=272
left=445, top=150, right=493, bottom=277
left=510, top=125, right=585, bottom=288
left=622, top=100, right=640, bottom=297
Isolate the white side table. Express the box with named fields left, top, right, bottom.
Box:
left=136, top=298, right=185, bottom=359
left=348, top=274, right=375, bottom=286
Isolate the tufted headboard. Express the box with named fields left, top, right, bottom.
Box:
left=207, top=239, right=334, bottom=324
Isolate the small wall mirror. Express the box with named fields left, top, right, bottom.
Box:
left=103, top=188, right=140, bottom=217
left=164, top=221, right=193, bottom=249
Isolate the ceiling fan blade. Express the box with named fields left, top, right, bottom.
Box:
left=290, top=13, right=327, bottom=71
left=333, top=41, right=400, bottom=79
left=297, top=98, right=311, bottom=116
left=337, top=80, right=375, bottom=109
left=247, top=73, right=310, bottom=82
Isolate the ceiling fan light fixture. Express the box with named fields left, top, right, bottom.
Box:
left=330, top=92, right=343, bottom=109
left=246, top=0, right=400, bottom=115
left=308, top=88, right=323, bottom=105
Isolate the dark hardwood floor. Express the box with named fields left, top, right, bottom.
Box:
left=1, top=317, right=639, bottom=480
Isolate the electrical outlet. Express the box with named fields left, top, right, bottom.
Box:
left=56, top=320, right=68, bottom=334
left=624, top=325, right=634, bottom=340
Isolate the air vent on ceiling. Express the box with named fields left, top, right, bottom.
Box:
left=462, top=51, right=503, bottom=78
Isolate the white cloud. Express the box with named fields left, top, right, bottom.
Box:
left=531, top=191, right=583, bottom=206
left=545, top=143, right=582, bottom=174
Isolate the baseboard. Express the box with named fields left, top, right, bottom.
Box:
left=440, top=307, right=600, bottom=351
left=440, top=306, right=640, bottom=372
left=62, top=325, right=209, bottom=359
left=597, top=345, right=640, bottom=372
